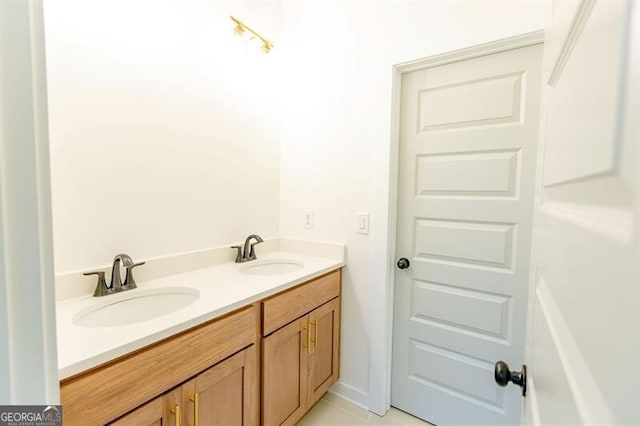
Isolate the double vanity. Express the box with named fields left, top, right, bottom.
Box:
left=56, top=238, right=345, bottom=425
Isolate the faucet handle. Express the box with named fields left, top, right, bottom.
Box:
left=122, top=261, right=145, bottom=289
left=84, top=271, right=111, bottom=297
left=231, top=245, right=243, bottom=263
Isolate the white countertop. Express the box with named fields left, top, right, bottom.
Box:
left=56, top=251, right=344, bottom=380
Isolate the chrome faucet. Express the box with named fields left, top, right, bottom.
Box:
left=83, top=253, right=145, bottom=297
left=231, top=234, right=264, bottom=263
left=111, top=253, right=145, bottom=291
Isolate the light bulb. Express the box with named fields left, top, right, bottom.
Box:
left=233, top=23, right=244, bottom=36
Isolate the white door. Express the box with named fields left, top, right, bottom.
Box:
left=524, top=1, right=639, bottom=424
left=392, top=42, right=544, bottom=424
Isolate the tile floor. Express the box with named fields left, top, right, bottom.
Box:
left=298, top=393, right=433, bottom=425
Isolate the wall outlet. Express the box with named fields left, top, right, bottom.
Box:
left=303, top=210, right=314, bottom=229
left=356, top=212, right=369, bottom=234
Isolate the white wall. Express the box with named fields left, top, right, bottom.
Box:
left=44, top=0, right=283, bottom=274
left=278, top=0, right=551, bottom=410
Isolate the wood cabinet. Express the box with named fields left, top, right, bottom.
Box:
left=183, top=345, right=258, bottom=426
left=108, top=346, right=257, bottom=426
left=62, top=305, right=260, bottom=425
left=262, top=317, right=310, bottom=425
left=262, top=270, right=341, bottom=426
left=307, top=298, right=340, bottom=407
left=60, top=268, right=341, bottom=426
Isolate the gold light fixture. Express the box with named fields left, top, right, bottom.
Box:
left=230, top=16, right=274, bottom=53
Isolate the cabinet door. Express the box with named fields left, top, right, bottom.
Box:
left=183, top=345, right=258, bottom=426
left=163, top=387, right=182, bottom=426
left=262, top=316, right=309, bottom=426
left=108, top=387, right=180, bottom=426
left=108, top=396, right=163, bottom=426
left=307, top=297, right=341, bottom=406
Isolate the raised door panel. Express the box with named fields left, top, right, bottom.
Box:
left=416, top=150, right=520, bottom=197
left=262, top=317, right=309, bottom=426
left=542, top=1, right=627, bottom=186
left=418, top=72, right=523, bottom=131
left=307, top=298, right=341, bottom=407
left=184, top=345, right=258, bottom=426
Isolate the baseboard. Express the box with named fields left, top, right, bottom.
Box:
left=328, top=381, right=369, bottom=411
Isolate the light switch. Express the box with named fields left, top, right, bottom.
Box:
left=303, top=210, right=314, bottom=229
left=357, top=213, right=369, bottom=234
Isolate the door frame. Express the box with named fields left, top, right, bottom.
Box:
left=367, top=30, right=545, bottom=415
left=0, top=0, right=59, bottom=404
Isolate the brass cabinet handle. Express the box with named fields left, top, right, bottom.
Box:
left=314, top=319, right=319, bottom=349
left=170, top=404, right=181, bottom=426
left=190, top=393, right=199, bottom=426
left=302, top=325, right=308, bottom=353
left=306, top=324, right=311, bottom=353
left=309, top=320, right=319, bottom=349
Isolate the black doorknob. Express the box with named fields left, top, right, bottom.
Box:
left=494, top=361, right=527, bottom=397
left=396, top=257, right=410, bottom=269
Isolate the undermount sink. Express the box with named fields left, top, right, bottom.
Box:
left=240, top=259, right=304, bottom=276
left=73, top=287, right=200, bottom=328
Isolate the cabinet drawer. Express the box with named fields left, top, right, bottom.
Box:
left=61, top=304, right=259, bottom=426
left=262, top=269, right=340, bottom=336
